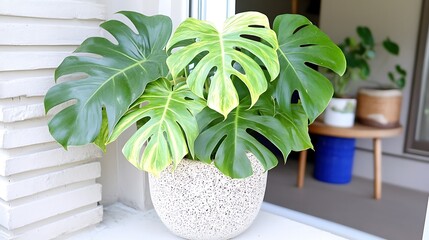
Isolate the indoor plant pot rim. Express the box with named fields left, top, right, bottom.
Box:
left=359, top=88, right=402, bottom=97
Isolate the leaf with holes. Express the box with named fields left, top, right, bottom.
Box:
left=194, top=95, right=311, bottom=178
left=273, top=14, right=346, bottom=123
left=108, top=79, right=206, bottom=175
left=44, top=12, right=172, bottom=148
left=167, top=11, right=279, bottom=117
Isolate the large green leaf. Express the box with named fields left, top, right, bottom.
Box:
left=273, top=14, right=346, bottom=122
left=108, top=79, right=205, bottom=176
left=44, top=12, right=172, bottom=148
left=194, top=95, right=311, bottom=178
left=166, top=12, right=280, bottom=117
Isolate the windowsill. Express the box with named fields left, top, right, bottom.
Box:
left=65, top=202, right=382, bottom=240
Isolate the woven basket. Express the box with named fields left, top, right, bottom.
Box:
left=356, top=88, right=402, bottom=128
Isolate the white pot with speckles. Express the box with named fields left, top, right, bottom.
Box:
left=148, top=154, right=267, bottom=240
left=324, top=97, right=357, bottom=128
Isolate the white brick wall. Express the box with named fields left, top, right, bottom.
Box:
left=0, top=1, right=106, bottom=239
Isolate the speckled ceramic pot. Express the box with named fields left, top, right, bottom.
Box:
left=148, top=154, right=267, bottom=240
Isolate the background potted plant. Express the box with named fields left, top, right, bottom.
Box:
left=44, top=11, right=345, bottom=239
left=325, top=25, right=406, bottom=128
left=323, top=26, right=402, bottom=128
left=356, top=47, right=407, bottom=128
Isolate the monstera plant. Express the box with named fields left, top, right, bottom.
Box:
left=44, top=11, right=345, bottom=179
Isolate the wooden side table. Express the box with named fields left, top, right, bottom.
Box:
left=297, top=120, right=402, bottom=200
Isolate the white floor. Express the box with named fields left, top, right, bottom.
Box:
left=64, top=202, right=381, bottom=240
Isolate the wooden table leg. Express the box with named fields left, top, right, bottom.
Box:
left=291, top=0, right=298, bottom=14
left=373, top=138, right=382, bottom=200
left=297, top=150, right=307, bottom=188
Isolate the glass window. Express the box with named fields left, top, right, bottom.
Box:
left=189, top=0, right=235, bottom=25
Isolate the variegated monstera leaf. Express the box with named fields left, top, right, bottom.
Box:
left=108, top=79, right=206, bottom=175
left=167, top=12, right=280, bottom=117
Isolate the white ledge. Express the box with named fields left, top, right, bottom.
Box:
left=65, top=202, right=383, bottom=240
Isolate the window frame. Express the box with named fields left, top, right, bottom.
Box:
left=405, top=0, right=429, bottom=157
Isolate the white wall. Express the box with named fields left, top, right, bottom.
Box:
left=0, top=0, right=106, bottom=238
left=320, top=0, right=429, bottom=192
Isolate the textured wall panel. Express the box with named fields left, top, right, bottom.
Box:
left=0, top=0, right=106, bottom=238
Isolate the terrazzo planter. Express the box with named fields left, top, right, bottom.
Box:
left=148, top=154, right=267, bottom=240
